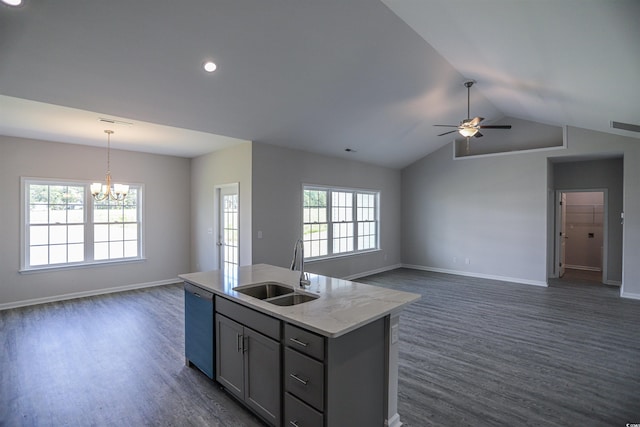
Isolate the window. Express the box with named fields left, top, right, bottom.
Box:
left=27, top=182, right=86, bottom=266
left=222, top=192, right=239, bottom=271
left=303, top=186, right=379, bottom=260
left=22, top=178, right=142, bottom=271
left=93, top=187, right=140, bottom=260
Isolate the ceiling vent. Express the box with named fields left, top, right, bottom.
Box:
left=611, top=121, right=640, bottom=133
left=98, top=117, right=133, bottom=126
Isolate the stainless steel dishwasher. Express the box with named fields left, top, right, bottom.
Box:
left=184, top=282, right=214, bottom=379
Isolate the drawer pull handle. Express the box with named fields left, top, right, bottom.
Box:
left=289, top=421, right=300, bottom=427
left=289, top=373, right=308, bottom=385
left=289, top=337, right=308, bottom=347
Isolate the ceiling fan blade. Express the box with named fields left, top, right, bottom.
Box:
left=433, top=125, right=459, bottom=127
left=469, top=117, right=484, bottom=126
left=474, top=132, right=483, bottom=138
left=437, top=130, right=457, bottom=136
left=478, top=125, right=512, bottom=129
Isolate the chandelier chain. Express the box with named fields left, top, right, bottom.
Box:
left=106, top=129, right=113, bottom=175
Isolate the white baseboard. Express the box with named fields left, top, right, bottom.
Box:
left=386, top=413, right=402, bottom=427
left=0, top=278, right=181, bottom=311
left=402, top=264, right=548, bottom=287
left=342, top=263, right=402, bottom=281
left=621, top=291, right=640, bottom=301
left=604, top=280, right=622, bottom=287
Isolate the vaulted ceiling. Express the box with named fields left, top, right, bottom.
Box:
left=1, top=0, right=638, bottom=168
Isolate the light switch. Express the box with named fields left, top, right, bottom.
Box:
left=257, top=230, right=263, bottom=239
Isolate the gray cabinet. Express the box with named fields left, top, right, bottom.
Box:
left=283, top=319, right=387, bottom=426
left=215, top=297, right=281, bottom=426
left=244, top=327, right=281, bottom=421
left=284, top=393, right=323, bottom=427
left=215, top=313, right=244, bottom=397
left=183, top=290, right=389, bottom=427
left=284, top=347, right=324, bottom=412
left=283, top=323, right=325, bottom=426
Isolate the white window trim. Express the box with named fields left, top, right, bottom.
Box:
left=302, top=184, right=380, bottom=260
left=20, top=177, right=145, bottom=273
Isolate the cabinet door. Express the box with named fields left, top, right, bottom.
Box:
left=215, top=314, right=244, bottom=400
left=244, top=327, right=281, bottom=426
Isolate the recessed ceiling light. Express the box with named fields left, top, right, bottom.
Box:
left=2, top=0, right=23, bottom=6
left=203, top=61, right=217, bottom=73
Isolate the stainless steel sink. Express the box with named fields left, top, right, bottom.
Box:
left=265, top=293, right=319, bottom=306
left=234, top=282, right=294, bottom=299
left=233, top=282, right=318, bottom=306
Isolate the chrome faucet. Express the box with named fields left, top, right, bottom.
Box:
left=290, top=239, right=310, bottom=288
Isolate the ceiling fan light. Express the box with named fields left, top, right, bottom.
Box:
left=459, top=127, right=478, bottom=137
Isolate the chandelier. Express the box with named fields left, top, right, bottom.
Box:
left=91, top=130, right=128, bottom=202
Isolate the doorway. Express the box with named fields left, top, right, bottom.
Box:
left=556, top=190, right=606, bottom=284
left=216, top=183, right=239, bottom=275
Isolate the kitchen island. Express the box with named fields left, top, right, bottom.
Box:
left=180, top=264, right=420, bottom=427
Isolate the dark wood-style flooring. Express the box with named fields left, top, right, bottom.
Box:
left=2, top=269, right=639, bottom=426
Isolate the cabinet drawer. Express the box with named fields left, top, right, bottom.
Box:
left=284, top=323, right=325, bottom=361
left=284, top=392, right=323, bottom=427
left=215, top=296, right=281, bottom=341
left=284, top=347, right=324, bottom=412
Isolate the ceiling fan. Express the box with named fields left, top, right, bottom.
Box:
left=434, top=80, right=512, bottom=138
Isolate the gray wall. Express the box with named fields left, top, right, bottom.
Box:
left=554, top=160, right=623, bottom=282
left=190, top=143, right=253, bottom=272
left=402, top=141, right=549, bottom=285
left=0, top=135, right=191, bottom=308
left=4, top=125, right=637, bottom=306
left=251, top=142, right=402, bottom=279
left=401, top=126, right=639, bottom=298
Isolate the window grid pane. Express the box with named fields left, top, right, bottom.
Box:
left=27, top=183, right=86, bottom=267
left=303, top=189, right=329, bottom=258
left=222, top=193, right=239, bottom=270
left=93, top=187, right=139, bottom=262
left=332, top=223, right=354, bottom=254
left=331, top=191, right=353, bottom=223
left=303, top=187, right=378, bottom=259
left=358, top=221, right=376, bottom=250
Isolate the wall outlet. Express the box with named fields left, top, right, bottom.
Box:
left=465, top=258, right=470, bottom=265
left=391, top=324, right=399, bottom=344
left=257, top=230, right=263, bottom=239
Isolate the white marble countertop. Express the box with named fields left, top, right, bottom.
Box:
left=179, top=264, right=420, bottom=338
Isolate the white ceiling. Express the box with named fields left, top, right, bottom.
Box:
left=1, top=0, right=638, bottom=168
left=0, top=95, right=249, bottom=155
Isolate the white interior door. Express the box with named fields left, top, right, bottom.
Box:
left=217, top=184, right=239, bottom=273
